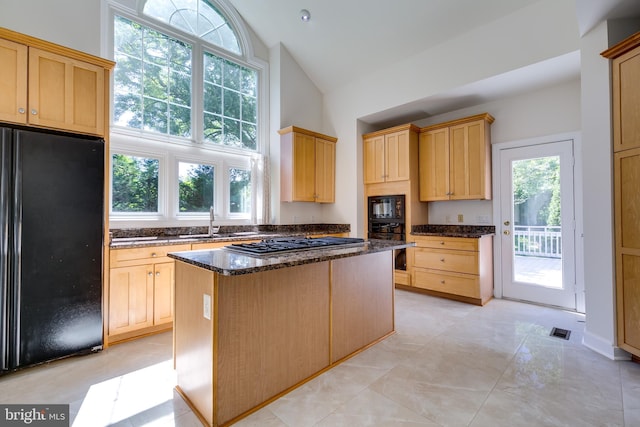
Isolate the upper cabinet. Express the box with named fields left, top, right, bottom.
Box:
left=419, top=113, right=494, bottom=201
left=363, top=124, right=419, bottom=184
left=603, top=33, right=640, bottom=152
left=602, top=32, right=640, bottom=360
left=0, top=28, right=114, bottom=137
left=279, top=126, right=337, bottom=203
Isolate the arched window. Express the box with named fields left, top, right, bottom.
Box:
left=143, top=0, right=241, bottom=54
left=106, top=0, right=265, bottom=227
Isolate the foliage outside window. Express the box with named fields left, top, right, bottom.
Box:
left=114, top=16, right=192, bottom=137
left=111, top=154, right=159, bottom=212
left=179, top=162, right=214, bottom=212
left=203, top=52, right=258, bottom=150
left=109, top=0, right=261, bottom=224
left=229, top=168, right=251, bottom=214
left=512, top=156, right=561, bottom=226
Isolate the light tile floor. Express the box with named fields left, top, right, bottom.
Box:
left=1, top=290, right=639, bottom=426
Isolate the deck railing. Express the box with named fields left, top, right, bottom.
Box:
left=513, top=225, right=562, bottom=258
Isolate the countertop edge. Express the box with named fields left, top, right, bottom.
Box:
left=169, top=240, right=414, bottom=276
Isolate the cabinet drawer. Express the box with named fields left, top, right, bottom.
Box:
left=415, top=236, right=478, bottom=251
left=414, top=269, right=479, bottom=299
left=414, top=248, right=478, bottom=275
left=110, top=244, right=191, bottom=266
left=394, top=270, right=411, bottom=285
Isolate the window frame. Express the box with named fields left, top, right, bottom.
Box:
left=104, top=0, right=268, bottom=228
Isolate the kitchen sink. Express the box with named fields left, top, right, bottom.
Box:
left=178, top=234, right=213, bottom=239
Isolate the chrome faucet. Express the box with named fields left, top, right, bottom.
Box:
left=208, top=206, right=219, bottom=235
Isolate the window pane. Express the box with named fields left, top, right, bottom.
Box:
left=112, top=154, right=159, bottom=212
left=114, top=16, right=192, bottom=137
left=179, top=162, right=214, bottom=212
left=144, top=0, right=241, bottom=54
left=203, top=51, right=258, bottom=151
left=229, top=168, right=251, bottom=213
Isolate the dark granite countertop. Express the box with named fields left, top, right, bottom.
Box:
left=109, top=224, right=350, bottom=248
left=411, top=224, right=495, bottom=238
left=168, top=239, right=414, bottom=276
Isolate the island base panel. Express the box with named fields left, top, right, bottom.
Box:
left=216, top=262, right=331, bottom=425
left=174, top=263, right=215, bottom=426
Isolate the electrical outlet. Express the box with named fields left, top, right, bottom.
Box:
left=457, top=214, right=464, bottom=223
left=203, top=294, right=211, bottom=320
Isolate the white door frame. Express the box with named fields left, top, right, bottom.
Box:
left=492, top=132, right=585, bottom=313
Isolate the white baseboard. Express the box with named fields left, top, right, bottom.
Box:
left=582, top=328, right=631, bottom=360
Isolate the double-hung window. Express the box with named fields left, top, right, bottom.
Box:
left=107, top=0, right=264, bottom=227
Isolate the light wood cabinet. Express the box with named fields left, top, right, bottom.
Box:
left=412, top=235, right=493, bottom=305
left=363, top=125, right=417, bottom=184
left=108, top=244, right=190, bottom=342
left=0, top=38, right=28, bottom=124
left=419, top=113, right=494, bottom=201
left=0, top=28, right=111, bottom=137
left=603, top=31, right=640, bottom=360
left=279, top=126, right=337, bottom=203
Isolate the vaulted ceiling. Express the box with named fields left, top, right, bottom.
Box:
left=227, top=0, right=640, bottom=124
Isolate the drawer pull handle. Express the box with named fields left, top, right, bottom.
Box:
left=440, top=241, right=445, bottom=245
left=440, top=258, right=445, bottom=262
left=440, top=280, right=445, bottom=284
left=151, top=252, right=157, bottom=257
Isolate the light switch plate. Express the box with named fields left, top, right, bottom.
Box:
left=203, top=294, right=211, bottom=320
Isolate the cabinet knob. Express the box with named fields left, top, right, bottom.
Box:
left=31, top=109, right=37, bottom=115
left=440, top=241, right=445, bottom=245
left=18, top=108, right=25, bottom=114
left=156, top=271, right=160, bottom=277
left=440, top=280, right=445, bottom=284
left=148, top=271, right=153, bottom=277
left=151, top=252, right=157, bottom=257
left=440, top=258, right=445, bottom=262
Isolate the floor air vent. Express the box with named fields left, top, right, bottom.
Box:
left=550, top=327, right=571, bottom=340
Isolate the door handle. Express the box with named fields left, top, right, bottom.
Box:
left=503, top=230, right=510, bottom=235
left=504, top=220, right=510, bottom=226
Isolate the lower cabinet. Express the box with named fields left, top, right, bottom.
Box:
left=412, top=235, right=493, bottom=305
left=108, top=244, right=190, bottom=343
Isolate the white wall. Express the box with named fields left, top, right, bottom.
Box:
left=414, top=78, right=582, bottom=226
left=0, top=0, right=102, bottom=56
left=319, top=1, right=580, bottom=237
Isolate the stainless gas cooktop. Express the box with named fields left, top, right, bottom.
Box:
left=223, top=237, right=366, bottom=256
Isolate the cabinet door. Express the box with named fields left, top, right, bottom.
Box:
left=385, top=130, right=411, bottom=182
left=28, top=48, right=105, bottom=136
left=109, top=265, right=154, bottom=335
left=612, top=47, right=640, bottom=152
left=450, top=120, right=488, bottom=200
left=291, top=132, right=316, bottom=201
left=614, top=148, right=640, bottom=354
left=153, top=262, right=175, bottom=326
left=419, top=128, right=449, bottom=201
left=363, top=135, right=386, bottom=184
left=315, top=138, right=335, bottom=203
left=0, top=39, right=28, bottom=124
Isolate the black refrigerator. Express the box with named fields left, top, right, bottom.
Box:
left=1, top=125, right=104, bottom=374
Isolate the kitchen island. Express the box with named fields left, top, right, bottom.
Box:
left=168, top=239, right=412, bottom=427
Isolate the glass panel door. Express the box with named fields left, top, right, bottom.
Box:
left=500, top=140, right=576, bottom=310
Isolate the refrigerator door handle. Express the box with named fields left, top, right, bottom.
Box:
left=0, top=128, right=11, bottom=371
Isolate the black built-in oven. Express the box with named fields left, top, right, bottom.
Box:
left=368, top=195, right=406, bottom=270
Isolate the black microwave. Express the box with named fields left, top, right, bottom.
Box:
left=368, top=195, right=405, bottom=221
